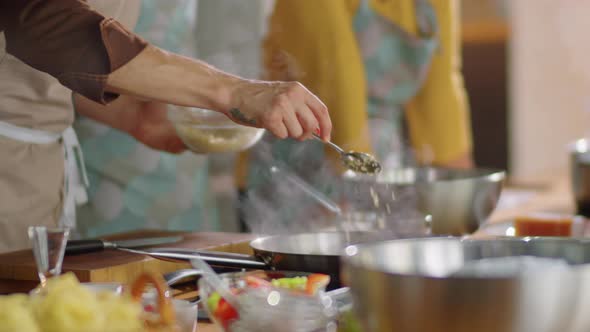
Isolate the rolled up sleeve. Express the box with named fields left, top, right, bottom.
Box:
left=0, top=0, right=148, bottom=104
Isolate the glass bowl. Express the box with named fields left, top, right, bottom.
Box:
left=199, top=270, right=329, bottom=332
left=142, top=291, right=198, bottom=332
left=168, top=106, right=265, bottom=154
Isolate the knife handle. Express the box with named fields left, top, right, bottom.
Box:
left=65, top=239, right=105, bottom=255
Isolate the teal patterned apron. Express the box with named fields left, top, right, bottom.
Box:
left=356, top=0, right=438, bottom=168
left=74, top=0, right=218, bottom=238
left=242, top=0, right=438, bottom=232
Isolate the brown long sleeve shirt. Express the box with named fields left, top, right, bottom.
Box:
left=0, top=0, right=144, bottom=253
left=0, top=0, right=148, bottom=104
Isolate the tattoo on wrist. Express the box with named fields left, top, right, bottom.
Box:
left=230, top=108, right=257, bottom=126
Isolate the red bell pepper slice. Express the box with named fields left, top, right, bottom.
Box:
left=305, top=274, right=330, bottom=295
left=215, top=297, right=239, bottom=328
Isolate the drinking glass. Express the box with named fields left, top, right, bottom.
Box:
left=28, top=226, right=70, bottom=287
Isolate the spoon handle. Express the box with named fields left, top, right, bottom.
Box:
left=312, top=134, right=344, bottom=154
left=270, top=165, right=342, bottom=215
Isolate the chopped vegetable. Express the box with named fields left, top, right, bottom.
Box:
left=244, top=276, right=273, bottom=289
left=207, top=292, right=221, bottom=314
left=306, top=274, right=331, bottom=295
left=215, top=298, right=239, bottom=328
left=270, top=276, right=308, bottom=291
left=206, top=273, right=332, bottom=330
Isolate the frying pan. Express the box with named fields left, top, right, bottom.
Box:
left=127, top=231, right=399, bottom=288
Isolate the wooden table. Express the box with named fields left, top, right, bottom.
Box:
left=0, top=230, right=257, bottom=331
left=0, top=231, right=257, bottom=293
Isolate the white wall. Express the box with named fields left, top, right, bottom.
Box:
left=509, top=0, right=590, bottom=178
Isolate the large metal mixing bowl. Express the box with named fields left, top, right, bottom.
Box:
left=341, top=237, right=590, bottom=332
left=340, top=167, right=505, bottom=235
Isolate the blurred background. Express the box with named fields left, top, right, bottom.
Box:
left=463, top=0, right=590, bottom=179
left=104, top=0, right=590, bottom=232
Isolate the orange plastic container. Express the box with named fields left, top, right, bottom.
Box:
left=514, top=213, right=573, bottom=237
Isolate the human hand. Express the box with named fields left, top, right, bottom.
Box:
left=106, top=46, right=331, bottom=141
left=128, top=101, right=186, bottom=154
left=226, top=80, right=331, bottom=141
left=73, top=94, right=186, bottom=154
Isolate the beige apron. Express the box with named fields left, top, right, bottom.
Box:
left=0, top=0, right=141, bottom=253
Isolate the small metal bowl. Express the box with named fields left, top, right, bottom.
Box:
left=339, top=167, right=506, bottom=235
left=168, top=106, right=265, bottom=154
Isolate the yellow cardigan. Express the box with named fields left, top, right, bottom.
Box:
left=236, top=0, right=472, bottom=188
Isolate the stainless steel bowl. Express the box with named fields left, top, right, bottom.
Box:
left=340, top=167, right=505, bottom=235
left=341, top=237, right=590, bottom=332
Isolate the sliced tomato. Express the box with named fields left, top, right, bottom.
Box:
left=305, top=274, right=331, bottom=295
left=215, top=298, right=239, bottom=328
left=244, top=275, right=273, bottom=289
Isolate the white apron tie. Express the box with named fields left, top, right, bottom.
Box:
left=0, top=121, right=89, bottom=228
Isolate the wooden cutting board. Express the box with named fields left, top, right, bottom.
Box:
left=0, top=230, right=257, bottom=293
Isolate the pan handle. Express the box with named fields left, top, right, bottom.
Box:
left=136, top=248, right=269, bottom=270
left=193, top=251, right=269, bottom=269
left=65, top=239, right=105, bottom=255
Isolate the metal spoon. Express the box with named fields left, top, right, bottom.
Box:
left=312, top=134, right=382, bottom=174
left=164, top=269, right=202, bottom=287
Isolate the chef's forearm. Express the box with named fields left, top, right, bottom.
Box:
left=105, top=45, right=241, bottom=114
left=73, top=94, right=138, bottom=134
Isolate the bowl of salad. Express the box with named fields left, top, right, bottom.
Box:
left=200, top=270, right=331, bottom=331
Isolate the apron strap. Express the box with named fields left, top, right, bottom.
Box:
left=61, top=127, right=89, bottom=228
left=0, top=121, right=61, bottom=144
left=0, top=121, right=89, bottom=229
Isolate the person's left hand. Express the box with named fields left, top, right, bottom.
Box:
left=128, top=101, right=186, bottom=154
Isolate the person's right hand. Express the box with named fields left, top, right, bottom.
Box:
left=226, top=80, right=331, bottom=141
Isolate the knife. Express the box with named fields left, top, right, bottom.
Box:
left=65, top=236, right=183, bottom=255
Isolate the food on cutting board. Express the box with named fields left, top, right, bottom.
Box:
left=205, top=273, right=331, bottom=329
left=0, top=294, right=40, bottom=332
left=0, top=272, right=181, bottom=332
left=514, top=213, right=574, bottom=237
